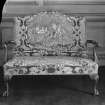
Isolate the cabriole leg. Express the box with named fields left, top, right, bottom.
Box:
left=89, top=74, right=99, bottom=96
left=3, top=76, right=11, bottom=97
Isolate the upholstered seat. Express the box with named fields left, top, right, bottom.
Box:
left=4, top=56, right=98, bottom=76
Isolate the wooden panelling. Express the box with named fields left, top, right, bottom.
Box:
left=2, top=28, right=14, bottom=43
left=87, top=21, right=105, bottom=47
left=2, top=1, right=105, bottom=16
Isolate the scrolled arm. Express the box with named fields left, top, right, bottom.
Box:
left=5, top=40, right=16, bottom=46
left=3, top=43, right=7, bottom=63
left=3, top=40, right=16, bottom=63
left=86, top=40, right=99, bottom=63
left=86, top=40, right=99, bottom=48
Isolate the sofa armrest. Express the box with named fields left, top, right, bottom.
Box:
left=3, top=40, right=16, bottom=62
left=86, top=40, right=99, bottom=63
left=86, top=40, right=99, bottom=48
left=5, top=40, right=16, bottom=46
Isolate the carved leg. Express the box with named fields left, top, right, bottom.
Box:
left=89, top=74, right=99, bottom=96
left=3, top=81, right=9, bottom=96
left=3, top=76, right=10, bottom=96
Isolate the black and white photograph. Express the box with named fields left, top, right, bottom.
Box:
left=0, top=0, right=105, bottom=105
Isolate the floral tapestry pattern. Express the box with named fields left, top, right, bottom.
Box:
left=4, top=56, right=98, bottom=78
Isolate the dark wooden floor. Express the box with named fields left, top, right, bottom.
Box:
left=0, top=66, right=105, bottom=105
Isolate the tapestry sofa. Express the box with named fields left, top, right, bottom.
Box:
left=3, top=11, right=99, bottom=96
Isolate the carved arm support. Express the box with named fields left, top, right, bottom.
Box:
left=3, top=40, right=16, bottom=63
left=86, top=40, right=99, bottom=63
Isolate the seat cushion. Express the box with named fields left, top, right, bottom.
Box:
left=4, top=56, right=98, bottom=77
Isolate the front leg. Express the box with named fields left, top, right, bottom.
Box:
left=3, top=76, right=11, bottom=97
left=89, top=74, right=99, bottom=96
left=3, top=80, right=9, bottom=97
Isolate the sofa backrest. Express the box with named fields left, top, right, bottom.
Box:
left=14, top=11, right=86, bottom=56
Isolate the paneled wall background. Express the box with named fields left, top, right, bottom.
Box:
left=1, top=0, right=105, bottom=65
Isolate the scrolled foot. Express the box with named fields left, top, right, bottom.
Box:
left=2, top=90, right=8, bottom=97
left=94, top=88, right=99, bottom=96
left=2, top=84, right=9, bottom=97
